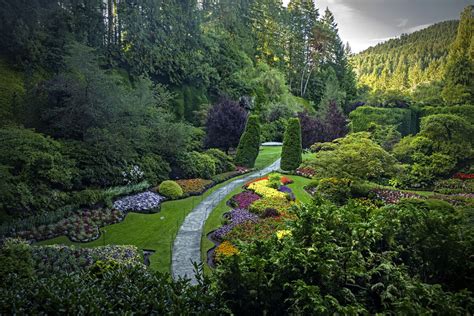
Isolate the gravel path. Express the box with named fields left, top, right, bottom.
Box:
left=171, top=159, right=281, bottom=283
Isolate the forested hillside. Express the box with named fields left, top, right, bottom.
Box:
left=352, top=20, right=458, bottom=92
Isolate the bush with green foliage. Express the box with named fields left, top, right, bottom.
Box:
left=281, top=118, right=302, bottom=171
left=138, top=154, right=170, bottom=186
left=392, top=114, right=473, bottom=187
left=434, top=179, right=474, bottom=194
left=178, top=151, right=216, bottom=179
left=205, top=149, right=235, bottom=174
left=0, top=127, right=76, bottom=216
left=304, top=132, right=400, bottom=182
left=316, top=178, right=352, bottom=204
left=158, top=181, right=183, bottom=199
left=235, top=115, right=261, bottom=168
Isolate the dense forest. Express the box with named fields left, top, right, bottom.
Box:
left=1, top=1, right=473, bottom=314
left=352, top=21, right=458, bottom=92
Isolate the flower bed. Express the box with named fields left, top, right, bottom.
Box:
left=212, top=209, right=259, bottom=241
left=247, top=180, right=287, bottom=199
left=113, top=191, right=164, bottom=212
left=212, top=167, right=251, bottom=184
left=278, top=185, right=295, bottom=201
left=371, top=189, right=423, bottom=204
left=296, top=167, right=317, bottom=178
left=16, top=208, right=123, bottom=242
left=249, top=196, right=292, bottom=216
left=225, top=217, right=287, bottom=243
left=229, top=191, right=261, bottom=209
left=454, top=173, right=474, bottom=180
left=175, top=179, right=214, bottom=196
left=434, top=179, right=474, bottom=194
left=32, top=244, right=143, bottom=275
left=214, top=241, right=239, bottom=262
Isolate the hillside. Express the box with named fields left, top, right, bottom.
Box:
left=352, top=20, right=459, bottom=91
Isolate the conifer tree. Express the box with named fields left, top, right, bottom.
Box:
left=281, top=118, right=302, bottom=171
left=234, top=115, right=261, bottom=168
left=442, top=5, right=474, bottom=105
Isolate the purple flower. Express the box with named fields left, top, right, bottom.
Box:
left=113, top=191, right=164, bottom=212
left=232, top=191, right=260, bottom=209
left=213, top=209, right=259, bottom=241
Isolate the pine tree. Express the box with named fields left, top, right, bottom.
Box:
left=281, top=118, right=302, bottom=171
left=234, top=115, right=261, bottom=168
left=442, top=5, right=474, bottom=105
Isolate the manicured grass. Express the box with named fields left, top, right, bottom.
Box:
left=285, top=175, right=313, bottom=204
left=37, top=176, right=245, bottom=274
left=254, top=146, right=282, bottom=170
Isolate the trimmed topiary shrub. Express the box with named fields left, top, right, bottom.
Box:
left=158, top=180, right=183, bottom=199
left=281, top=118, right=302, bottom=171
left=235, top=115, right=261, bottom=168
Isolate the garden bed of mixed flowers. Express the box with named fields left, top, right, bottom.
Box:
left=31, top=244, right=143, bottom=275
left=207, top=173, right=296, bottom=267
left=14, top=208, right=124, bottom=243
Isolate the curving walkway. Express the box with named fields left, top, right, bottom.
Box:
left=172, top=159, right=281, bottom=283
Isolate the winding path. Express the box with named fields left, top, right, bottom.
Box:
left=172, top=159, right=281, bottom=283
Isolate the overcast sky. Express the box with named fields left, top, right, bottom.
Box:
left=283, top=0, right=471, bottom=53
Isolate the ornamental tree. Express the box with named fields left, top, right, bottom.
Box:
left=235, top=115, right=261, bottom=168
left=281, top=117, right=302, bottom=171
left=205, top=98, right=247, bottom=153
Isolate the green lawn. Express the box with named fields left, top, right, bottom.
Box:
left=254, top=146, right=282, bottom=170
left=37, top=176, right=245, bottom=273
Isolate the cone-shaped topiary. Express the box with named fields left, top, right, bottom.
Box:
left=281, top=117, right=302, bottom=171
left=234, top=115, right=261, bottom=168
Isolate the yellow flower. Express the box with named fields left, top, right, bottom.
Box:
left=276, top=230, right=292, bottom=240
left=248, top=180, right=286, bottom=199
left=214, top=241, right=239, bottom=261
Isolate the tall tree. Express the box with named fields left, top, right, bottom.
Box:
left=281, top=117, right=302, bottom=171
left=235, top=115, right=261, bottom=168
left=204, top=98, right=247, bottom=153
left=442, top=5, right=474, bottom=105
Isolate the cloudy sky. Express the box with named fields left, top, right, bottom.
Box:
left=283, top=0, right=471, bottom=53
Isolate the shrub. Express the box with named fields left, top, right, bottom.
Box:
left=158, top=180, right=183, bottom=199
left=71, top=189, right=105, bottom=207
left=178, top=151, right=216, bottom=179
left=235, top=115, right=261, bottom=168
left=303, top=133, right=400, bottom=181
left=268, top=173, right=281, bottom=189
left=139, top=154, right=170, bottom=185
left=316, top=178, right=351, bottom=204
left=206, top=149, right=235, bottom=174
left=281, top=118, right=302, bottom=171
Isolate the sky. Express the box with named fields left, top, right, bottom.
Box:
left=283, top=0, right=472, bottom=53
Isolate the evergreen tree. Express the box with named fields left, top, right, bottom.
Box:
left=442, top=5, right=474, bottom=105
left=281, top=117, right=302, bottom=171
left=235, top=115, right=261, bottom=168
